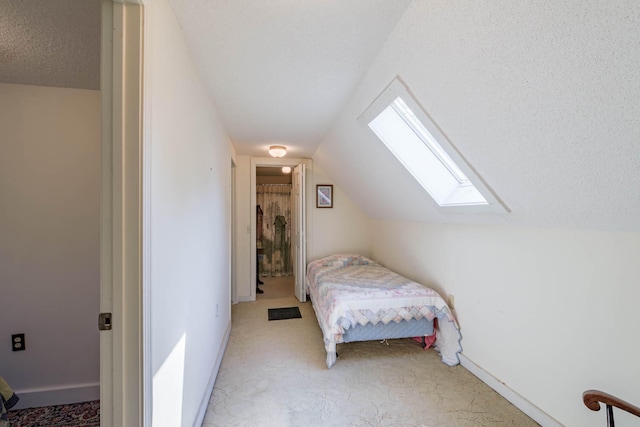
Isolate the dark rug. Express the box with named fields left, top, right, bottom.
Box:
left=8, top=400, right=100, bottom=427
left=268, top=306, right=302, bottom=321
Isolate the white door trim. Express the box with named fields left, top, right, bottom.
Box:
left=230, top=158, right=238, bottom=305
left=293, top=164, right=307, bottom=302
left=100, top=2, right=145, bottom=426
left=100, top=4, right=114, bottom=426
left=248, top=157, right=313, bottom=301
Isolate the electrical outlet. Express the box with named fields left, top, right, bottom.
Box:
left=216, top=304, right=219, bottom=318
left=12, top=333, right=25, bottom=351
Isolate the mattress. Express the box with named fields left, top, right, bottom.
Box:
left=306, top=254, right=462, bottom=368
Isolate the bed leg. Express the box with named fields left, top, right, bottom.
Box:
left=421, top=336, right=427, bottom=349
left=326, top=351, right=337, bottom=368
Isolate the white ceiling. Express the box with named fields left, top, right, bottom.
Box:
left=3, top=0, right=639, bottom=231
left=167, top=0, right=412, bottom=157
left=0, top=0, right=101, bottom=90
left=0, top=0, right=409, bottom=154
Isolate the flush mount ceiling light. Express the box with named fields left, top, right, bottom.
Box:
left=268, top=145, right=287, bottom=158
left=282, top=166, right=292, bottom=174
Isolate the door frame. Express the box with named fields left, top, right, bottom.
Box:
left=249, top=157, right=313, bottom=301
left=292, top=163, right=307, bottom=302
left=100, top=1, right=145, bottom=426
left=230, top=157, right=238, bottom=305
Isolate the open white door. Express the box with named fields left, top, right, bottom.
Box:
left=292, top=164, right=307, bottom=302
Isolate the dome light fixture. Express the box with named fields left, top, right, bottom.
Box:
left=282, top=166, right=292, bottom=174
left=268, top=145, right=287, bottom=158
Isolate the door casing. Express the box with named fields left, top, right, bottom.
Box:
left=248, top=157, right=313, bottom=301
left=100, top=1, right=145, bottom=426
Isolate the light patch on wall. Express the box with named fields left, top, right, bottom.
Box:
left=153, top=333, right=186, bottom=425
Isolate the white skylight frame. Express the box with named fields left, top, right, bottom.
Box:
left=359, top=78, right=507, bottom=213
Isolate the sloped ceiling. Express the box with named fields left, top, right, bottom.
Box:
left=169, top=0, right=639, bottom=231
left=167, top=0, right=412, bottom=158
left=3, top=0, right=638, bottom=231
left=0, top=0, right=100, bottom=90
left=313, top=0, right=640, bottom=231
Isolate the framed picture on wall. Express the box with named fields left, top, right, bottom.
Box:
left=316, top=184, right=333, bottom=208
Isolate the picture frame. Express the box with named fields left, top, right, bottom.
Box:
left=316, top=184, right=333, bottom=208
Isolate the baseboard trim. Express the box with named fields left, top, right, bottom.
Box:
left=193, top=319, right=232, bottom=427
left=459, top=354, right=562, bottom=427
left=12, top=383, right=100, bottom=410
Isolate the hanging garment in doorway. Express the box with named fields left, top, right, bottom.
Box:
left=256, top=184, right=292, bottom=277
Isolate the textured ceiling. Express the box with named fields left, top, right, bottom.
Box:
left=6, top=0, right=638, bottom=230
left=168, top=0, right=412, bottom=157
left=0, top=0, right=101, bottom=90
left=314, top=0, right=640, bottom=231
left=0, top=0, right=407, bottom=156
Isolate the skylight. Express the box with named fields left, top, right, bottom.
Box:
left=361, top=78, right=506, bottom=212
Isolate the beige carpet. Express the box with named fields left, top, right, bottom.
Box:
left=257, top=275, right=295, bottom=300
left=202, top=296, right=539, bottom=427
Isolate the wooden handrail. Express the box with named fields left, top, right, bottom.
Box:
left=583, top=389, right=640, bottom=427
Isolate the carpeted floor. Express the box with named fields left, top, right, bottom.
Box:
left=8, top=400, right=99, bottom=427
left=202, top=296, right=540, bottom=427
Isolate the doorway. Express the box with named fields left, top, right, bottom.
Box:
left=256, top=166, right=295, bottom=299
left=248, top=157, right=310, bottom=303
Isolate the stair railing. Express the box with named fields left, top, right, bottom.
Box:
left=583, top=389, right=640, bottom=427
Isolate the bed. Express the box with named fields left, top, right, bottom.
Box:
left=306, top=254, right=462, bottom=368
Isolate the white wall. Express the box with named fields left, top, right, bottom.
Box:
left=143, top=1, right=232, bottom=425
left=309, top=165, right=370, bottom=260
left=370, top=220, right=640, bottom=426
left=0, top=84, right=101, bottom=406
